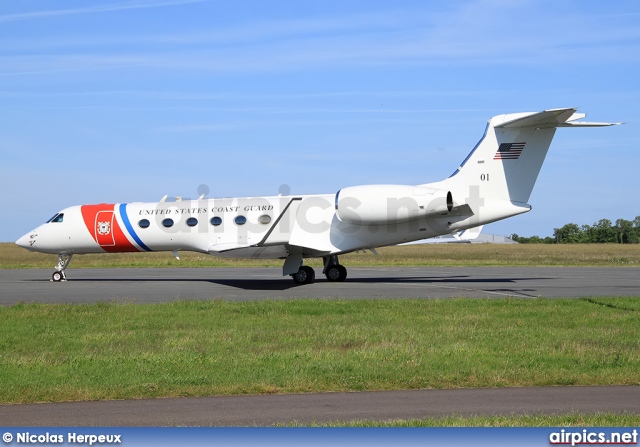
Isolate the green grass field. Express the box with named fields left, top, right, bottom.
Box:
left=3, top=242, right=640, bottom=269
left=1, top=298, right=639, bottom=406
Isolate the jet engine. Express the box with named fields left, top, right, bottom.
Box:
left=335, top=184, right=453, bottom=225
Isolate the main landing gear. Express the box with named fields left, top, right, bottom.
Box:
left=291, top=265, right=315, bottom=285
left=324, top=264, right=347, bottom=282
left=52, top=253, right=72, bottom=282
left=290, top=255, right=348, bottom=285
left=323, top=255, right=347, bottom=282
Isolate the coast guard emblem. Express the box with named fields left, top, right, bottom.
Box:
left=97, top=221, right=111, bottom=236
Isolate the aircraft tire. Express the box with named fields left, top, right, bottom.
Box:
left=292, top=266, right=315, bottom=285
left=52, top=271, right=63, bottom=282
left=325, top=265, right=347, bottom=282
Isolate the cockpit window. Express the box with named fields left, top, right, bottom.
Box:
left=47, top=213, right=64, bottom=223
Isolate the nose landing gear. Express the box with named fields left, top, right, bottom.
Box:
left=52, top=253, right=73, bottom=282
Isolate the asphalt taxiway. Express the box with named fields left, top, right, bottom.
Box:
left=1, top=386, right=639, bottom=426
left=1, top=266, right=639, bottom=304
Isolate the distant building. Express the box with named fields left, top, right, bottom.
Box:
left=469, top=233, right=518, bottom=244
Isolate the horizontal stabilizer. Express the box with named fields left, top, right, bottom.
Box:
left=495, top=108, right=621, bottom=129
left=560, top=111, right=623, bottom=127
left=557, top=120, right=622, bottom=127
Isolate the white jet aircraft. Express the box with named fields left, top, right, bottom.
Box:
left=16, top=108, right=619, bottom=284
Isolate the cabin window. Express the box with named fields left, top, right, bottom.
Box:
left=186, top=217, right=198, bottom=227
left=258, top=215, right=271, bottom=224
left=138, top=219, right=150, bottom=229
left=210, top=216, right=222, bottom=226
left=234, top=215, right=247, bottom=226
left=162, top=218, right=174, bottom=228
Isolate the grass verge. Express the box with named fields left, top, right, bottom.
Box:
left=285, top=413, right=640, bottom=427
left=1, top=298, right=639, bottom=404
left=3, top=243, right=640, bottom=269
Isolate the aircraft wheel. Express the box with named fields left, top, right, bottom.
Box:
left=52, top=271, right=64, bottom=282
left=292, top=266, right=315, bottom=285
left=325, top=265, right=347, bottom=282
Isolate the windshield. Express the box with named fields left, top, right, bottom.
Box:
left=46, top=213, right=64, bottom=223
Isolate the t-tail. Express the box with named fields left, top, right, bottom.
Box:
left=434, top=108, right=620, bottom=228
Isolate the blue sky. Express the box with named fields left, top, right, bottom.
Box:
left=1, top=0, right=639, bottom=242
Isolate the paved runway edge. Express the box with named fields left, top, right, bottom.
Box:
left=1, top=386, right=639, bottom=426
left=2, top=267, right=640, bottom=303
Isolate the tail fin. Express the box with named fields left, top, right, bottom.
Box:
left=446, top=108, right=619, bottom=204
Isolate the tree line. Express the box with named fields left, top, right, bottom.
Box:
left=511, top=217, right=640, bottom=244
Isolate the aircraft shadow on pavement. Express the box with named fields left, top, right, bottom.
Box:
left=208, top=275, right=547, bottom=291
left=30, top=275, right=549, bottom=292
left=46, top=277, right=301, bottom=291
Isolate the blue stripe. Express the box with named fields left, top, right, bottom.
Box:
left=119, top=203, right=152, bottom=252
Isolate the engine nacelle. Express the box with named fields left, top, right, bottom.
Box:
left=335, top=184, right=453, bottom=225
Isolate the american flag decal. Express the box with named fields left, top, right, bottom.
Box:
left=494, top=142, right=526, bottom=160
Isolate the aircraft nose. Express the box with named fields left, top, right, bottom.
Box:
left=16, top=232, right=35, bottom=251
